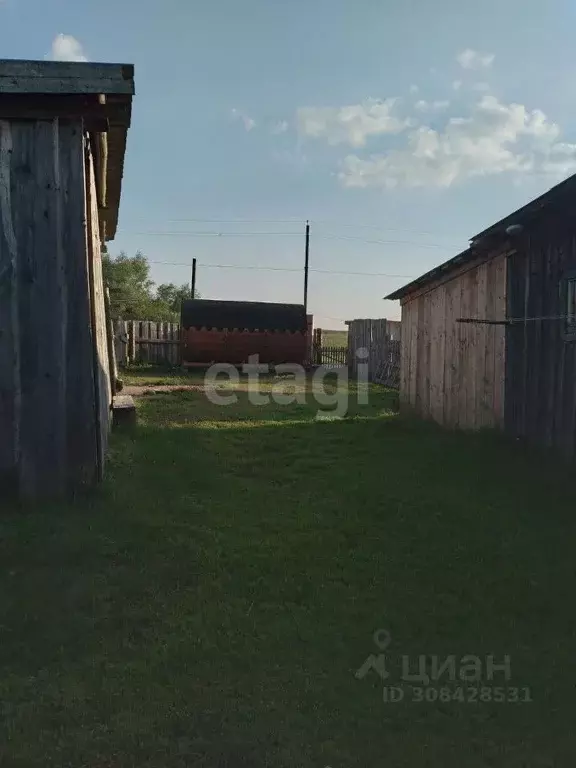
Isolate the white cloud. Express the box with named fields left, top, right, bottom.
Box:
left=409, top=84, right=419, bottom=94
left=231, top=108, right=256, bottom=132
left=414, top=99, right=450, bottom=112
left=452, top=80, right=463, bottom=91
left=457, top=48, right=495, bottom=70
left=271, top=120, right=289, bottom=135
left=49, top=34, right=87, bottom=62
left=339, top=94, right=575, bottom=189
left=272, top=147, right=308, bottom=168
left=297, top=98, right=411, bottom=148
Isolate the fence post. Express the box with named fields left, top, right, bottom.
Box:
left=128, top=321, right=136, bottom=364
left=347, top=320, right=355, bottom=375
left=313, top=328, right=322, bottom=365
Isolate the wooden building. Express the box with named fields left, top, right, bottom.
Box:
left=0, top=60, right=135, bottom=498
left=386, top=174, right=576, bottom=458
left=180, top=299, right=311, bottom=366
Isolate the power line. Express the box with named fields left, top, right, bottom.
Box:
left=144, top=260, right=416, bottom=278
left=123, top=231, right=303, bottom=237
left=164, top=216, right=462, bottom=242
left=119, top=229, right=453, bottom=250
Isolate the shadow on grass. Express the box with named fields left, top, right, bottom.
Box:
left=0, top=395, right=576, bottom=766
left=135, top=385, right=399, bottom=427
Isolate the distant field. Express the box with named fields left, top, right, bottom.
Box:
left=321, top=329, right=348, bottom=347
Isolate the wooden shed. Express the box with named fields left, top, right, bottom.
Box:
left=0, top=59, right=135, bottom=498
left=386, top=173, right=576, bottom=458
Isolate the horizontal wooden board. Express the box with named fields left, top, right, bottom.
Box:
left=0, top=94, right=131, bottom=126
left=0, top=77, right=134, bottom=96
left=0, top=60, right=134, bottom=95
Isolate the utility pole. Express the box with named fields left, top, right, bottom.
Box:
left=191, top=257, right=197, bottom=299
left=304, top=220, right=310, bottom=313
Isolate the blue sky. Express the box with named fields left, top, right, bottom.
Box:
left=2, top=0, right=576, bottom=326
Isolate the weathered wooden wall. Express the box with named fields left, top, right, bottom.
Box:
left=0, top=119, right=93, bottom=495
left=400, top=253, right=507, bottom=429
left=506, top=222, right=576, bottom=458
left=347, top=318, right=401, bottom=386
left=0, top=118, right=112, bottom=498
left=86, top=146, right=112, bottom=475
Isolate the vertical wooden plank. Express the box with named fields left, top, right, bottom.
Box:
left=438, top=285, right=447, bottom=425
left=1, top=119, right=98, bottom=497
left=153, top=321, right=159, bottom=364
left=429, top=285, right=446, bottom=424
left=105, top=287, right=118, bottom=394
left=15, top=120, right=67, bottom=496
left=399, top=303, right=411, bottom=405
left=368, top=319, right=375, bottom=381
left=541, top=240, right=558, bottom=447
left=474, top=261, right=489, bottom=428
left=518, top=248, right=531, bottom=438
left=165, top=322, right=172, bottom=365
left=157, top=322, right=164, bottom=365
left=482, top=258, right=496, bottom=428
left=464, top=268, right=478, bottom=429
left=493, top=253, right=507, bottom=429
left=408, top=299, right=420, bottom=410
left=564, top=236, right=576, bottom=459
left=419, top=293, right=432, bottom=418
left=363, top=319, right=370, bottom=380
left=524, top=237, right=544, bottom=443
left=166, top=322, right=171, bottom=365
left=442, top=280, right=455, bottom=427
left=85, top=143, right=110, bottom=479
left=138, top=320, right=145, bottom=363
left=505, top=251, right=522, bottom=437
left=558, top=234, right=576, bottom=457
left=450, top=278, right=463, bottom=428
left=347, top=322, right=354, bottom=375
left=115, top=319, right=127, bottom=367
left=0, top=120, right=21, bottom=493
left=427, top=289, right=438, bottom=421
left=129, top=320, right=136, bottom=363
left=457, top=271, right=471, bottom=428
left=62, top=122, right=99, bottom=490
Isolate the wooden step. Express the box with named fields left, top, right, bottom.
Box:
left=112, top=394, right=137, bottom=428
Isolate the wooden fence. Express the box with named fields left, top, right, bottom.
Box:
left=314, top=345, right=348, bottom=368
left=114, top=321, right=181, bottom=366
left=347, top=318, right=401, bottom=388
left=114, top=319, right=401, bottom=388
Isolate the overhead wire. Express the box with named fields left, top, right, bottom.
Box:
left=142, top=259, right=416, bottom=278
left=155, top=216, right=463, bottom=242
left=118, top=228, right=456, bottom=250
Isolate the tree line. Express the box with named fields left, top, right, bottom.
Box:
left=103, top=251, right=199, bottom=322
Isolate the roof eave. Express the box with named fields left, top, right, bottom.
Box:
left=383, top=247, right=473, bottom=301
left=0, top=59, right=135, bottom=242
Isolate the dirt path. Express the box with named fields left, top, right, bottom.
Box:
left=123, top=384, right=206, bottom=397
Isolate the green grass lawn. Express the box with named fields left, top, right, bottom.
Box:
left=1, top=374, right=575, bottom=766
left=121, top=365, right=197, bottom=388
